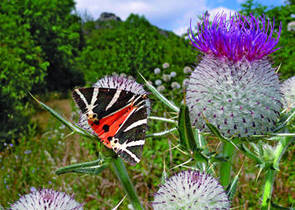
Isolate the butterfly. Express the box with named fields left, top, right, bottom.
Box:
left=73, top=87, right=148, bottom=165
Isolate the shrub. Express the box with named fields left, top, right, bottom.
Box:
left=0, top=1, right=48, bottom=146
left=76, top=14, right=196, bottom=85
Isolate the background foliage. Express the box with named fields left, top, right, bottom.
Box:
left=76, top=14, right=196, bottom=86
left=0, top=0, right=48, bottom=145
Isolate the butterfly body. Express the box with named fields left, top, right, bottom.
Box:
left=73, top=87, right=147, bottom=165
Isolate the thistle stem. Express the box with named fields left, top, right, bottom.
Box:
left=111, top=158, right=143, bottom=210
left=220, top=141, right=235, bottom=187
left=261, top=136, right=293, bottom=209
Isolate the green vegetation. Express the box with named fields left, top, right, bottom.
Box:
left=0, top=1, right=48, bottom=144
left=1, top=0, right=295, bottom=209
left=76, top=14, right=196, bottom=85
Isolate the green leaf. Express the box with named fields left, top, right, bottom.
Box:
left=56, top=159, right=108, bottom=175
left=138, top=72, right=179, bottom=112
left=146, top=127, right=177, bottom=137
left=226, top=167, right=241, bottom=201
left=194, top=128, right=209, bottom=153
left=29, top=92, right=96, bottom=139
left=161, top=165, right=168, bottom=184
left=112, top=158, right=143, bottom=210
left=241, top=143, right=264, bottom=164
left=178, top=104, right=197, bottom=151
left=205, top=121, right=227, bottom=141
left=178, top=105, right=207, bottom=162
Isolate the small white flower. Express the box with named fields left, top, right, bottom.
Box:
left=153, top=170, right=230, bottom=210
left=155, top=79, right=162, bottom=86
left=154, top=68, right=161, bottom=74
left=162, top=74, right=171, bottom=82
left=183, top=66, right=192, bottom=74
left=171, top=82, right=181, bottom=89
left=287, top=21, right=295, bottom=31
left=162, top=62, right=170, bottom=69
left=10, top=189, right=83, bottom=210
left=157, top=85, right=165, bottom=92
left=170, top=72, right=177, bottom=78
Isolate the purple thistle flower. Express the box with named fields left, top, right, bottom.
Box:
left=189, top=13, right=281, bottom=62
left=186, top=13, right=283, bottom=137
left=153, top=170, right=230, bottom=209
left=10, top=189, right=83, bottom=210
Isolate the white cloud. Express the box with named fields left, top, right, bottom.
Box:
left=173, top=26, right=188, bottom=36
left=173, top=7, right=236, bottom=36
left=75, top=0, right=207, bottom=35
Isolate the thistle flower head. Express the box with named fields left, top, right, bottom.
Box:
left=189, top=13, right=281, bottom=62
left=281, top=76, right=295, bottom=110
left=154, top=68, right=161, bottom=74
left=155, top=79, right=162, bottom=86
left=183, top=66, right=192, bottom=74
left=153, top=170, right=230, bottom=209
left=171, top=81, right=181, bottom=89
left=10, top=189, right=83, bottom=210
left=170, top=72, right=177, bottom=78
left=93, top=75, right=147, bottom=95
left=186, top=13, right=282, bottom=137
left=157, top=85, right=166, bottom=92
left=162, top=62, right=170, bottom=69
left=162, top=74, right=171, bottom=82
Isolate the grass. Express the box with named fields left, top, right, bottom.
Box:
left=1, top=94, right=295, bottom=209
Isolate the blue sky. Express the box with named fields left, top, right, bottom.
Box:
left=75, top=0, right=285, bottom=35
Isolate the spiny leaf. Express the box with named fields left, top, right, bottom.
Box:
left=138, top=72, right=179, bottom=112
left=146, top=128, right=177, bottom=137
left=227, top=166, right=242, bottom=201
left=178, top=105, right=207, bottom=162
left=29, top=92, right=96, bottom=139
left=56, top=159, right=108, bottom=175
left=241, top=144, right=263, bottom=164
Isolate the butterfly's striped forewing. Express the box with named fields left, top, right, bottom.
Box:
left=73, top=87, right=147, bottom=165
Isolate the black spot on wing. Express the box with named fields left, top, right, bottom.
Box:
left=103, top=124, right=110, bottom=132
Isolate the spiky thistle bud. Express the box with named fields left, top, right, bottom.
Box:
left=281, top=76, right=295, bottom=111
left=10, top=189, right=83, bottom=210
left=153, top=170, right=230, bottom=209
left=186, top=13, right=283, bottom=137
